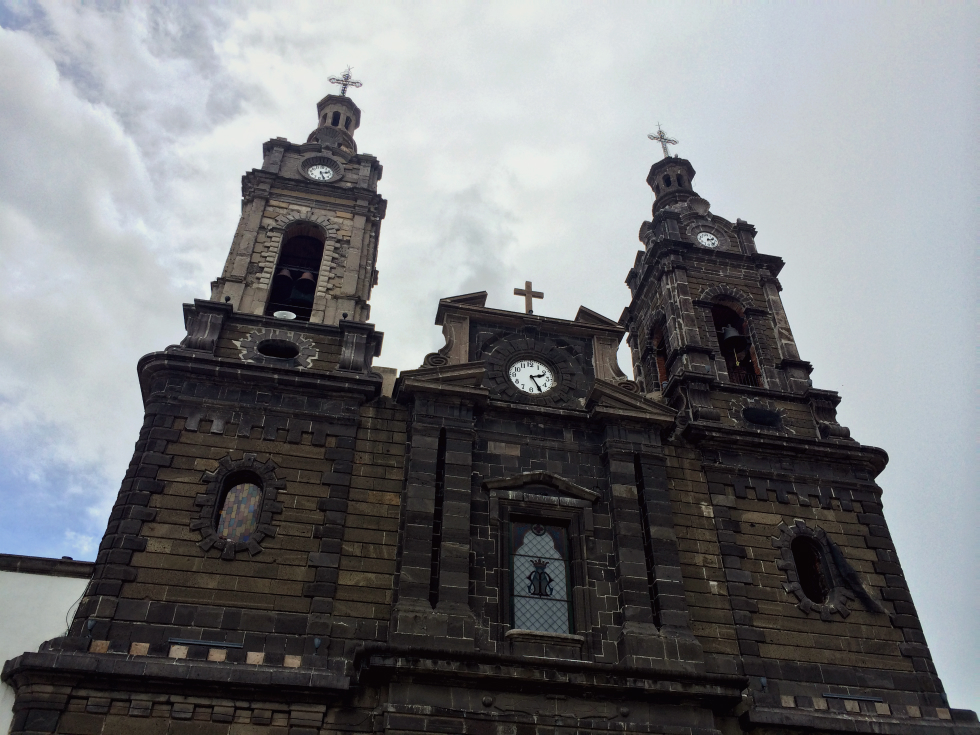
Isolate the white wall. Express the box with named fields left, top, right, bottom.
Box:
left=0, top=570, right=89, bottom=734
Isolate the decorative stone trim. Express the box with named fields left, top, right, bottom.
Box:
left=504, top=629, right=585, bottom=645
left=771, top=520, right=879, bottom=620
left=192, top=454, right=285, bottom=559
left=731, top=395, right=789, bottom=434
left=686, top=220, right=733, bottom=251
left=235, top=327, right=318, bottom=368
left=269, top=209, right=334, bottom=233
left=298, top=153, right=346, bottom=184
left=696, top=284, right=756, bottom=309
left=481, top=331, right=588, bottom=408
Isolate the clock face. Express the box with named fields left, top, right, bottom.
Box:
left=508, top=359, right=556, bottom=394
left=306, top=164, right=334, bottom=181
left=697, top=232, right=719, bottom=248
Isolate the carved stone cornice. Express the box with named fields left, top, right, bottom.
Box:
left=586, top=379, right=677, bottom=428
left=394, top=362, right=489, bottom=406
left=138, top=350, right=382, bottom=409
left=683, top=423, right=889, bottom=476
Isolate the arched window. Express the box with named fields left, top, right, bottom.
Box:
left=676, top=174, right=685, bottom=187
left=265, top=224, right=325, bottom=321
left=216, top=474, right=263, bottom=544
left=649, top=325, right=668, bottom=390
left=344, top=115, right=352, bottom=130
left=331, top=111, right=341, bottom=126
left=710, top=302, right=759, bottom=386
left=792, top=537, right=830, bottom=603
left=662, top=174, right=672, bottom=187
left=510, top=522, right=571, bottom=634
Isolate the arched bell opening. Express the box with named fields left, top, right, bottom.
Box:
left=646, top=324, right=669, bottom=391
left=710, top=301, right=760, bottom=386
left=265, top=224, right=325, bottom=322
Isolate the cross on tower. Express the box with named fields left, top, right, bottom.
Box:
left=647, top=123, right=678, bottom=158
left=514, top=281, right=544, bottom=314
left=328, top=66, right=363, bottom=96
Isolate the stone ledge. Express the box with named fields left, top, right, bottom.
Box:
left=504, top=629, right=585, bottom=646
left=1, top=650, right=349, bottom=693
left=743, top=705, right=980, bottom=734
left=0, top=553, right=94, bottom=579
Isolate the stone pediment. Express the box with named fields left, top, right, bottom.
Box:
left=482, top=471, right=599, bottom=503
left=440, top=291, right=488, bottom=307
left=394, top=361, right=488, bottom=402
left=573, top=306, right=621, bottom=327
left=587, top=379, right=677, bottom=426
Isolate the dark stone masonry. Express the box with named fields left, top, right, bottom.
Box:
left=3, top=93, right=975, bottom=735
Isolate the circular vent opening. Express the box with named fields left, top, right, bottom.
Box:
left=257, top=339, right=300, bottom=360
left=742, top=407, right=781, bottom=426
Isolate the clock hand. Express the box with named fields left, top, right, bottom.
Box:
left=529, top=373, right=545, bottom=392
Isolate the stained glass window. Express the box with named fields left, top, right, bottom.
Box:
left=510, top=522, right=571, bottom=634
left=216, top=482, right=262, bottom=543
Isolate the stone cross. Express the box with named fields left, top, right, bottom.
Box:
left=514, top=281, right=544, bottom=314
left=328, top=66, right=363, bottom=96
left=647, top=123, right=678, bottom=158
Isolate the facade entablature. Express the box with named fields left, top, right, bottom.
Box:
left=170, top=299, right=384, bottom=378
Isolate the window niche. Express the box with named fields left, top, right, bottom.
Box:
left=192, top=454, right=285, bottom=560
left=710, top=301, right=761, bottom=387
left=772, top=520, right=884, bottom=620
left=791, top=536, right=830, bottom=604
left=265, top=223, right=326, bottom=322
left=483, top=472, right=596, bottom=656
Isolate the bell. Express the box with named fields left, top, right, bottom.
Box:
left=294, top=271, right=316, bottom=294
left=720, top=325, right=749, bottom=353
left=272, top=268, right=293, bottom=291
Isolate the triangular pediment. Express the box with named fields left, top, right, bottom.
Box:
left=440, top=291, right=488, bottom=307
left=482, top=471, right=599, bottom=503
left=574, top=306, right=621, bottom=327
left=398, top=361, right=485, bottom=386
left=587, top=379, right=677, bottom=425
left=394, top=362, right=489, bottom=402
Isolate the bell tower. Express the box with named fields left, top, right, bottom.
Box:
left=211, top=83, right=385, bottom=326
left=624, top=154, right=821, bottom=425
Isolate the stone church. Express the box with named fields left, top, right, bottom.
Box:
left=3, top=87, right=976, bottom=735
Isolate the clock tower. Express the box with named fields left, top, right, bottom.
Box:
left=213, top=89, right=384, bottom=326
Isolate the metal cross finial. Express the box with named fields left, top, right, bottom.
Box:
left=514, top=281, right=544, bottom=314
left=647, top=123, right=678, bottom=159
left=328, top=66, right=363, bottom=96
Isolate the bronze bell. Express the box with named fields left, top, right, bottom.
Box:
left=294, top=271, right=316, bottom=294
left=720, top=325, right=749, bottom=353
left=272, top=268, right=293, bottom=291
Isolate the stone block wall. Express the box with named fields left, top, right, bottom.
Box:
left=664, top=438, right=950, bottom=720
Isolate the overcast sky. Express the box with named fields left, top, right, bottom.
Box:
left=0, top=0, right=976, bottom=709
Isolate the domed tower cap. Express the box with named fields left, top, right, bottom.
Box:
left=309, top=94, right=361, bottom=152
left=646, top=157, right=698, bottom=213
left=314, top=94, right=361, bottom=134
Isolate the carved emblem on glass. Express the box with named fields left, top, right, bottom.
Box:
left=511, top=522, right=570, bottom=634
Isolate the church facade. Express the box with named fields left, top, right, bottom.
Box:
left=3, top=91, right=975, bottom=735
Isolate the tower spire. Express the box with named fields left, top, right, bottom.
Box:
left=328, top=66, right=363, bottom=96
left=647, top=123, right=678, bottom=159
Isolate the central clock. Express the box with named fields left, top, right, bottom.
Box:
left=697, top=232, right=719, bottom=248
left=508, top=358, right=556, bottom=394
left=306, top=164, right=334, bottom=181
left=300, top=155, right=343, bottom=183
